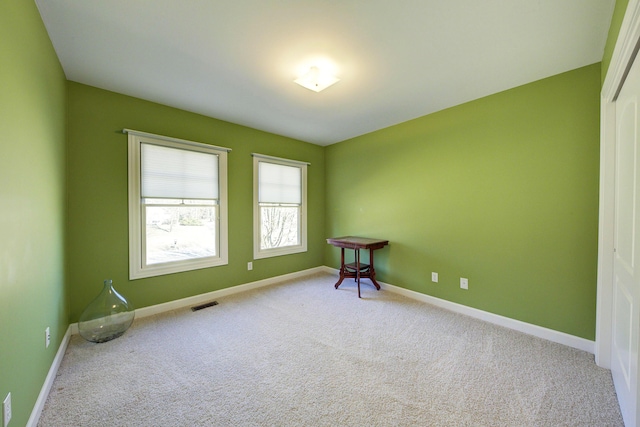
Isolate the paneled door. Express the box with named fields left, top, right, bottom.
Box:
left=613, top=51, right=640, bottom=427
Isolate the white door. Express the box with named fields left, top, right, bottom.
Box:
left=612, top=52, right=640, bottom=427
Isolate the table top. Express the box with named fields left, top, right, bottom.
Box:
left=326, top=236, right=389, bottom=250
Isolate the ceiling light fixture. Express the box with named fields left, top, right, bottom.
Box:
left=294, top=66, right=339, bottom=92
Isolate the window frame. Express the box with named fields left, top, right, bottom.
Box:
left=253, top=154, right=308, bottom=259
left=127, top=130, right=229, bottom=279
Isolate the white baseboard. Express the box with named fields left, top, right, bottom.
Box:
left=70, top=266, right=327, bottom=335
left=321, top=266, right=595, bottom=354
left=135, top=266, right=326, bottom=319
left=27, top=325, right=72, bottom=427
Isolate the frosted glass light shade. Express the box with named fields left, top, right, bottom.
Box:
left=294, top=66, right=339, bottom=92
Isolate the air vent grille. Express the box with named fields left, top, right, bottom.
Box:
left=191, top=301, right=219, bottom=311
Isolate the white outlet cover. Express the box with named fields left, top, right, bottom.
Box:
left=431, top=272, right=438, bottom=283
left=46, top=327, right=51, bottom=348
left=460, top=278, right=469, bottom=290
left=3, top=392, right=11, bottom=426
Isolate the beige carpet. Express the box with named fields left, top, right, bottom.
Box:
left=38, top=273, right=623, bottom=426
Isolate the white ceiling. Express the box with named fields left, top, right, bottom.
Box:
left=36, top=0, right=615, bottom=146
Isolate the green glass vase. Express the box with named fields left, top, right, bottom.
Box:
left=78, top=279, right=135, bottom=343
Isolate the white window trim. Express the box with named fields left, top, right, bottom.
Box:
left=252, top=153, right=308, bottom=259
left=126, top=129, right=229, bottom=279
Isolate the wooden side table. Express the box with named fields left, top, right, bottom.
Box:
left=326, top=236, right=389, bottom=298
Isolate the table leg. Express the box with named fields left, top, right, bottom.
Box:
left=369, top=247, right=381, bottom=290
left=356, top=248, right=361, bottom=298
left=334, top=247, right=346, bottom=289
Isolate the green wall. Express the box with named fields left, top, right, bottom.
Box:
left=602, top=0, right=630, bottom=85
left=0, top=1, right=68, bottom=426
left=66, top=82, right=325, bottom=321
left=325, top=63, right=601, bottom=340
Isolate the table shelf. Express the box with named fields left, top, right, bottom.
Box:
left=345, top=262, right=370, bottom=271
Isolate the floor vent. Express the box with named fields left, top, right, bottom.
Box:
left=191, top=301, right=219, bottom=311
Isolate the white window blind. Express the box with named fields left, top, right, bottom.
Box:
left=141, top=143, right=219, bottom=199
left=258, top=161, right=301, bottom=204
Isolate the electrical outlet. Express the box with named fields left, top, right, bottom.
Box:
left=431, top=272, right=438, bottom=283
left=3, top=392, right=11, bottom=426
left=460, top=278, right=469, bottom=290
left=247, top=262, right=253, bottom=271
left=45, top=327, right=51, bottom=348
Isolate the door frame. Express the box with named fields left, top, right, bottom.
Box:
left=597, top=0, right=640, bottom=369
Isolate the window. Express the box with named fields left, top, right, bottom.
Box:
left=127, top=130, right=229, bottom=279
left=253, top=154, right=308, bottom=259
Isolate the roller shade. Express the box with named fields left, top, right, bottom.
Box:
left=141, top=143, right=218, bottom=199
left=258, top=161, right=301, bottom=204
